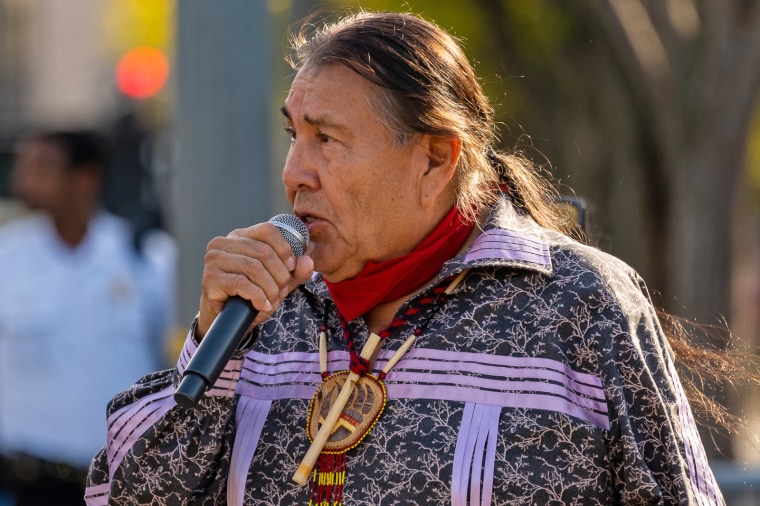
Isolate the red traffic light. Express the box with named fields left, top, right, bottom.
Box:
left=116, top=46, right=169, bottom=99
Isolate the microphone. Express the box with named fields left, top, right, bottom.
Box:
left=174, top=214, right=309, bottom=409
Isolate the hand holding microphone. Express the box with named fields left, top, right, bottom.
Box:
left=174, top=214, right=310, bottom=408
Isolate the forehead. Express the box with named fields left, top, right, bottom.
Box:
left=17, top=139, right=66, bottom=167
left=283, top=63, right=383, bottom=128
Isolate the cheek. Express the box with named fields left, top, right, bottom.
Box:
left=308, top=231, right=356, bottom=278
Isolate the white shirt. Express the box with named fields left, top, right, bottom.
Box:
left=0, top=211, right=176, bottom=468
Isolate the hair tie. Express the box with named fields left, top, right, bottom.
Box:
left=486, top=149, right=510, bottom=193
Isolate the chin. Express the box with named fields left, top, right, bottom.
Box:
left=312, top=257, right=347, bottom=283
left=308, top=242, right=358, bottom=282
left=308, top=246, right=331, bottom=275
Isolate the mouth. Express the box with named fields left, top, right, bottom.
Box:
left=294, top=208, right=320, bottom=223
left=294, top=212, right=322, bottom=232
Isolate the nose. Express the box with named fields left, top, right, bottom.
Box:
left=282, top=140, right=320, bottom=196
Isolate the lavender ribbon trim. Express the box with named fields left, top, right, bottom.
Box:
left=452, top=403, right=501, bottom=506
left=465, top=229, right=551, bottom=267
left=229, top=397, right=272, bottom=506
left=238, top=349, right=609, bottom=430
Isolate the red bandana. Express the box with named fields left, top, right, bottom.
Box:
left=324, top=206, right=474, bottom=322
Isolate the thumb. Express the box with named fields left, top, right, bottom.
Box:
left=291, top=255, right=315, bottom=288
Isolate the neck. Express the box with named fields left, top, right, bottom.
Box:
left=53, top=210, right=93, bottom=247
left=361, top=213, right=484, bottom=333
left=326, top=205, right=480, bottom=323
left=363, top=291, right=421, bottom=335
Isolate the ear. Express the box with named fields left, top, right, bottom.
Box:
left=418, top=135, right=461, bottom=208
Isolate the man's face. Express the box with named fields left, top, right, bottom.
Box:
left=282, top=63, right=431, bottom=282
left=11, top=140, right=71, bottom=213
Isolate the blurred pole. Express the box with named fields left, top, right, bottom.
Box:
left=173, top=1, right=273, bottom=325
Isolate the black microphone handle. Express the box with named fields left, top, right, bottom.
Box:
left=174, top=296, right=257, bottom=409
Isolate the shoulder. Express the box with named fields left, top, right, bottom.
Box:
left=90, top=211, right=133, bottom=237
left=469, top=197, right=653, bottom=324
left=0, top=213, right=50, bottom=252
left=549, top=233, right=650, bottom=316
left=88, top=211, right=142, bottom=255
left=472, top=196, right=646, bottom=301
left=139, top=227, right=178, bottom=267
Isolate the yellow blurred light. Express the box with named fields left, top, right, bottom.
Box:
left=103, top=0, right=174, bottom=57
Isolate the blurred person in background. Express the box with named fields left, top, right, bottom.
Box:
left=0, top=130, right=176, bottom=506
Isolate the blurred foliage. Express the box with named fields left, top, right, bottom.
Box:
left=103, top=0, right=175, bottom=58
left=750, top=103, right=760, bottom=199
left=320, top=0, right=569, bottom=135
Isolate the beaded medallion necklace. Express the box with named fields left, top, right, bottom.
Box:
left=293, top=269, right=469, bottom=506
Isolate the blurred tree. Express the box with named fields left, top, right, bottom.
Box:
left=481, top=1, right=760, bottom=459
left=323, top=0, right=760, bottom=458
left=581, top=0, right=760, bottom=324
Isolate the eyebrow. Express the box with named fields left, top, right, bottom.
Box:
left=280, top=105, right=350, bottom=134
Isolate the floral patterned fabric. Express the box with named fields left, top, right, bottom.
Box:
left=86, top=197, right=724, bottom=505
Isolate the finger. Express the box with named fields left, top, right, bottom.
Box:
left=197, top=222, right=310, bottom=337
left=203, top=248, right=286, bottom=311
left=291, top=255, right=315, bottom=289
left=206, top=230, right=295, bottom=291
left=227, top=222, right=301, bottom=271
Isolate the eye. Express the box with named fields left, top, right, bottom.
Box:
left=317, top=131, right=332, bottom=144
left=284, top=126, right=296, bottom=141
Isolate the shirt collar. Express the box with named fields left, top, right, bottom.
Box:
left=444, top=195, right=553, bottom=276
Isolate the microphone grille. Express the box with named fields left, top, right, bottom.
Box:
left=269, top=214, right=309, bottom=257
